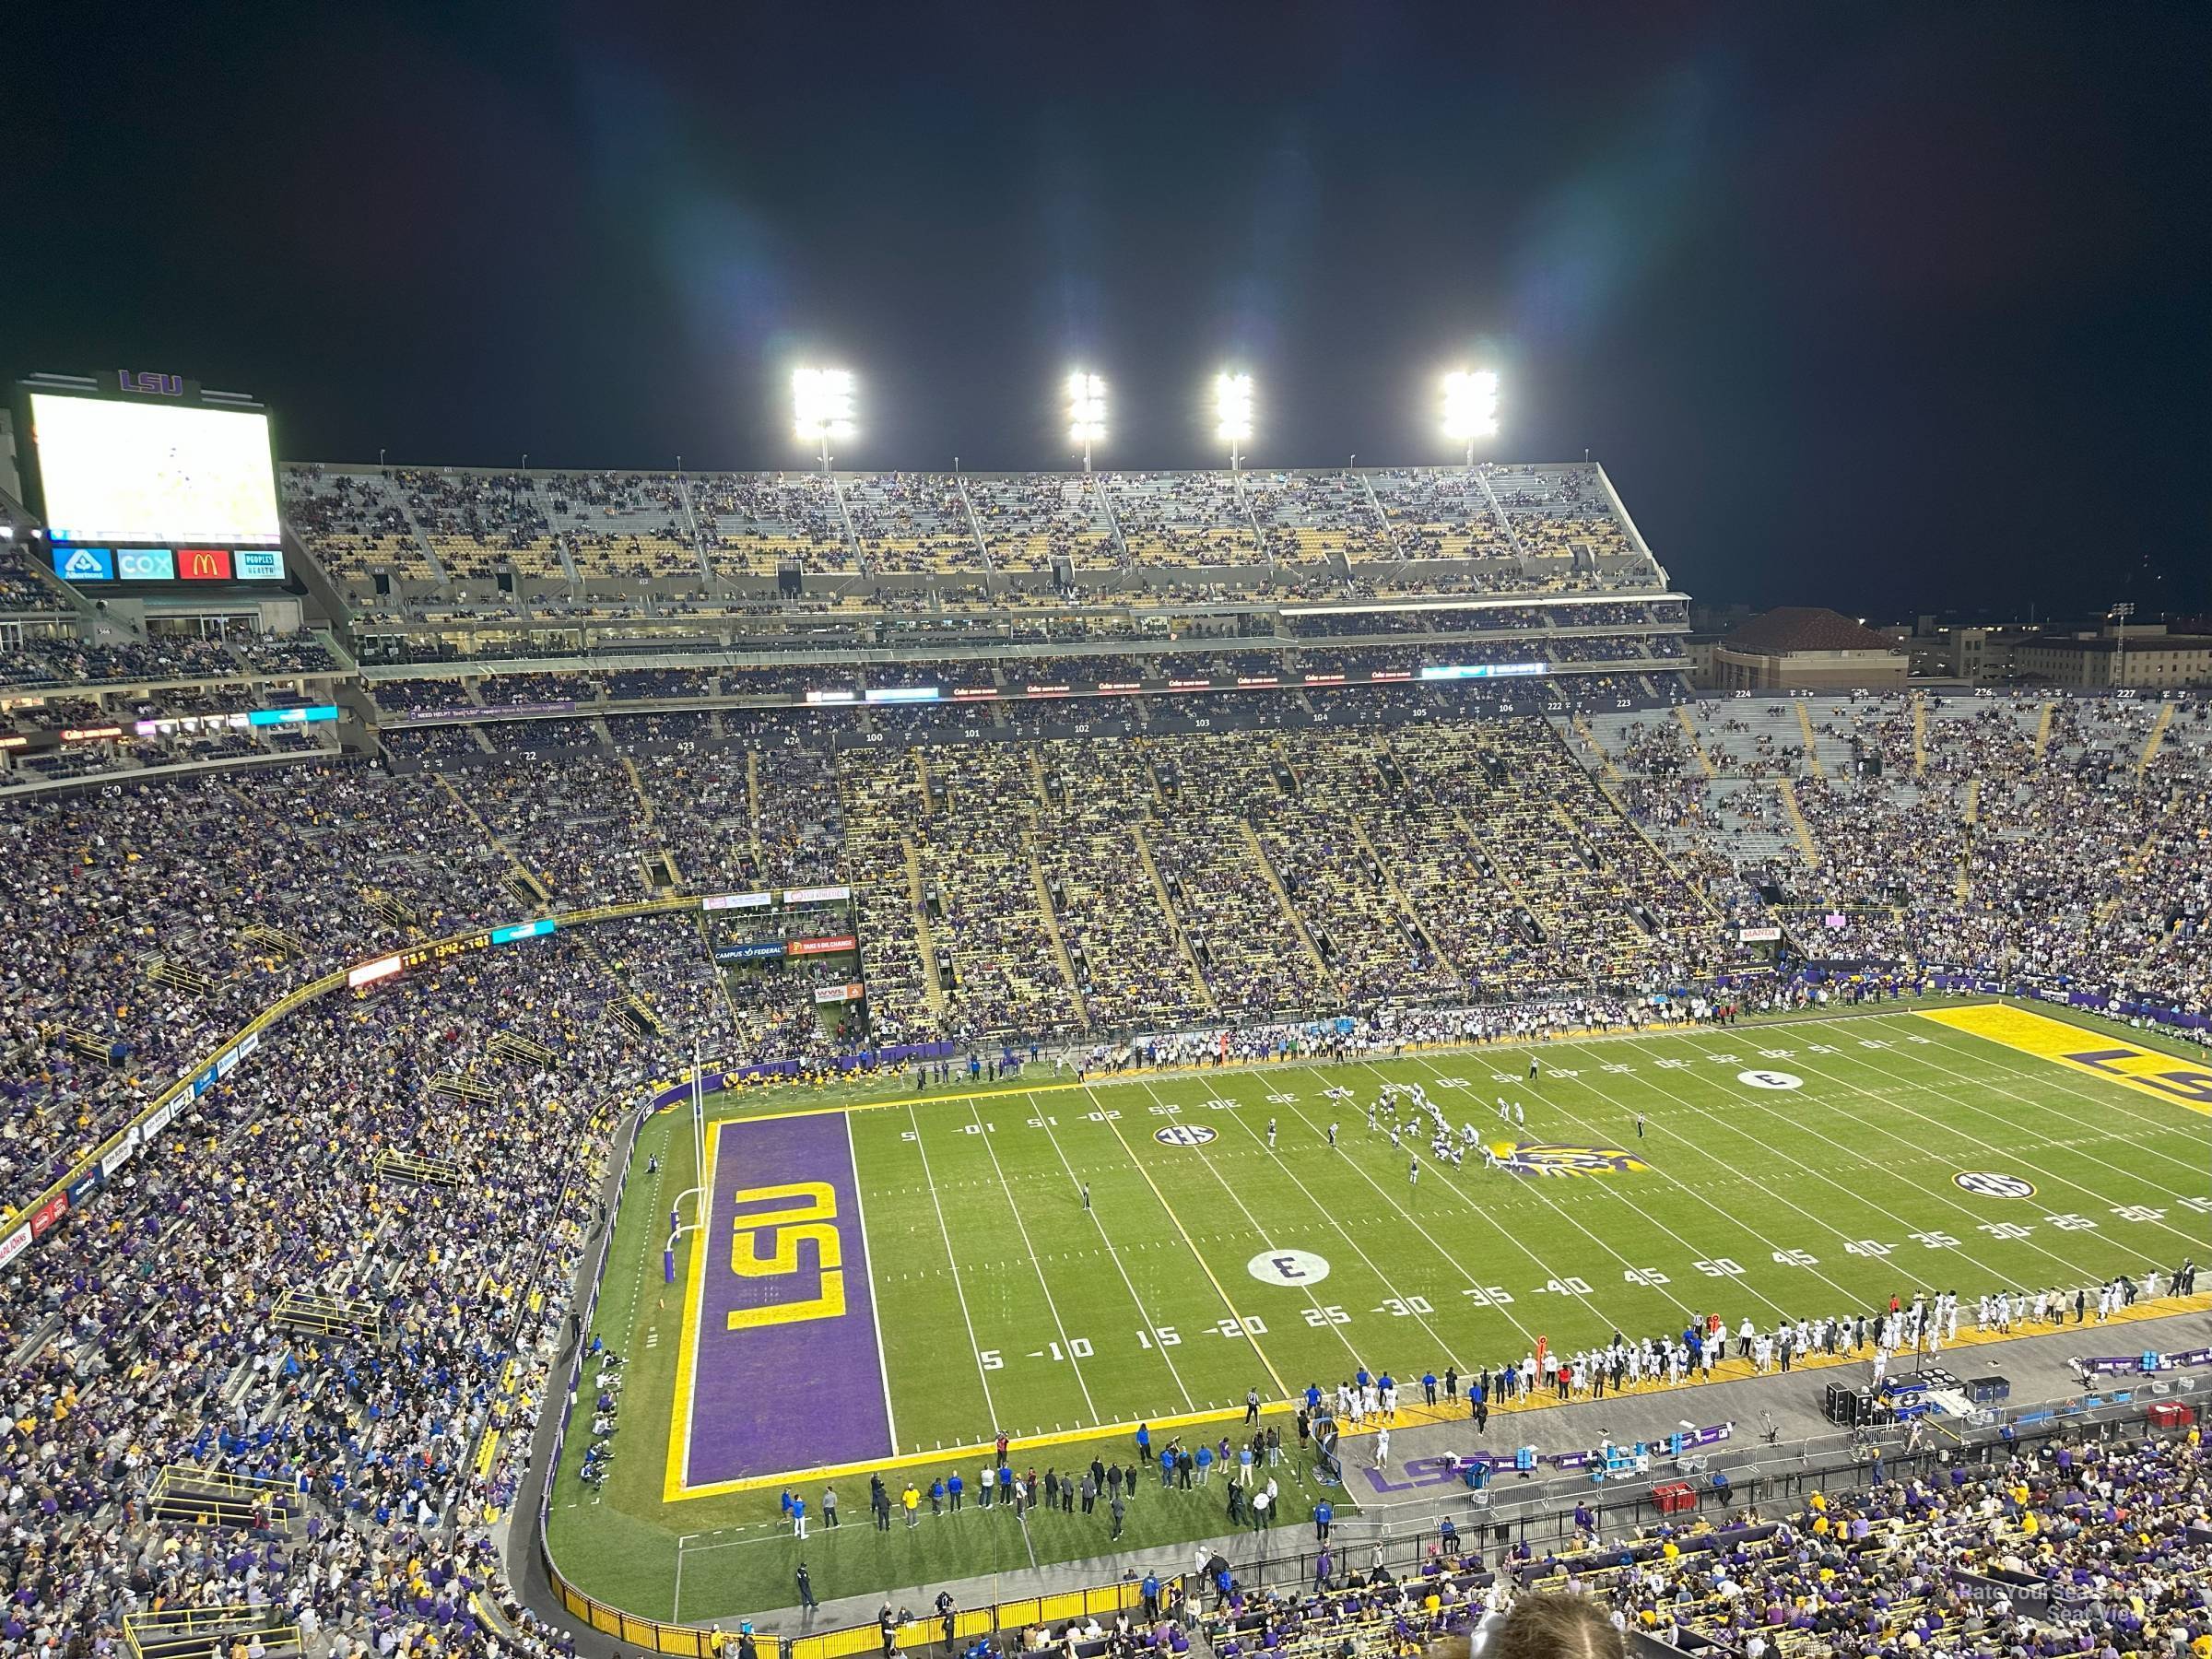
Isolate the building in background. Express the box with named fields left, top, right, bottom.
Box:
left=1710, top=606, right=1910, bottom=691
left=2013, top=625, right=2212, bottom=688
left=1878, top=617, right=2044, bottom=683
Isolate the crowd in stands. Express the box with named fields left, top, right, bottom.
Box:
left=0, top=918, right=738, bottom=1659
left=1587, top=693, right=2212, bottom=1012
left=1500, top=1424, right=2212, bottom=1656
left=0, top=633, right=253, bottom=688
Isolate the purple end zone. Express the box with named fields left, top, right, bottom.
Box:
left=682, top=1112, right=893, bottom=1486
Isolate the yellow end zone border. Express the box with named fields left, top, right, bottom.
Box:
left=1917, top=1004, right=2212, bottom=1116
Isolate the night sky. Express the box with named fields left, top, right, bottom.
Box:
left=13, top=4, right=2210, bottom=619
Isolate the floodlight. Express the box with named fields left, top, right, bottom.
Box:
left=1442, top=370, right=1500, bottom=464
left=1215, top=372, right=1253, bottom=467
left=792, top=368, right=856, bottom=467
left=1067, top=372, right=1107, bottom=469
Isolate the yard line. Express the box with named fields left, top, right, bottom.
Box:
left=1391, top=1050, right=1867, bottom=1321
left=1026, top=1091, right=1198, bottom=1414
left=1363, top=1054, right=1681, bottom=1332
left=1687, top=1028, right=2212, bottom=1258
left=959, top=1098, right=1102, bottom=1426
left=1084, top=1086, right=1291, bottom=1401
left=1606, top=1033, right=2112, bottom=1288
left=1130, top=1077, right=1370, bottom=1376
left=1246, top=1069, right=1551, bottom=1350
left=904, top=1104, right=1001, bottom=1426
left=1903, top=1022, right=2212, bottom=1190
left=1198, top=1074, right=1472, bottom=1371
left=844, top=1113, right=900, bottom=1454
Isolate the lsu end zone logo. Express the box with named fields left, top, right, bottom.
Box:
left=1954, top=1171, right=2036, bottom=1200
left=1491, top=1142, right=1649, bottom=1180
left=727, top=1181, right=844, bottom=1329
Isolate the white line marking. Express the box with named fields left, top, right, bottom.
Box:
left=904, top=1105, right=1000, bottom=1424
left=844, top=1112, right=900, bottom=1454
left=959, top=1098, right=1100, bottom=1424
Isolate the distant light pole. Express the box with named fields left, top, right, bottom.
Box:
left=793, top=369, right=857, bottom=472
left=1066, top=373, right=1107, bottom=473
left=1215, top=372, right=1253, bottom=472
left=2111, top=602, right=2135, bottom=688
left=1441, top=370, right=1500, bottom=467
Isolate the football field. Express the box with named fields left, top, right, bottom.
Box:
left=546, top=997, right=2212, bottom=1623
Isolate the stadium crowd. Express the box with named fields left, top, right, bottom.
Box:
left=0, top=920, right=738, bottom=1659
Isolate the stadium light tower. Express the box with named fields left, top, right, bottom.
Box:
left=792, top=368, right=856, bottom=472
left=1067, top=371, right=1107, bottom=472
left=1442, top=370, right=1500, bottom=466
left=1215, top=371, right=1253, bottom=471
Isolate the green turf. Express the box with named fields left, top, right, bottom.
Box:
left=545, top=995, right=2212, bottom=1622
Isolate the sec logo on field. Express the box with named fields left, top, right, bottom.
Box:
left=1248, top=1249, right=1331, bottom=1286
left=1155, top=1124, right=1218, bottom=1147
left=1737, top=1069, right=1804, bottom=1090
left=1954, top=1171, right=2036, bottom=1200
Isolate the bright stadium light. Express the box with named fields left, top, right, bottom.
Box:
left=1215, top=371, right=1253, bottom=470
left=1066, top=371, right=1107, bottom=471
left=1442, top=370, right=1500, bottom=465
left=792, top=368, right=856, bottom=471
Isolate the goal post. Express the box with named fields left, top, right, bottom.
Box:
left=664, top=1040, right=709, bottom=1283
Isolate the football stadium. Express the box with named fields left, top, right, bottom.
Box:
left=10, top=9, right=2211, bottom=1659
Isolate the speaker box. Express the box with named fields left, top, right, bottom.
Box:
left=778, top=562, right=803, bottom=597
left=496, top=571, right=514, bottom=594
left=1493, top=1524, right=1511, bottom=1544
left=373, top=572, right=392, bottom=597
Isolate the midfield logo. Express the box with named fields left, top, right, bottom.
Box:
left=1488, top=1143, right=1649, bottom=1180
left=1954, top=1171, right=2036, bottom=1200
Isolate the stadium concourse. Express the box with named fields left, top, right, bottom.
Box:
left=0, top=458, right=2210, bottom=1659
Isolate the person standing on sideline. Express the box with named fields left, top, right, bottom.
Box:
left=791, top=1493, right=807, bottom=1540
left=1245, top=1387, right=1261, bottom=1426
left=947, top=1469, right=962, bottom=1511
left=1634, top=1111, right=1644, bottom=1140
left=1422, top=1370, right=1438, bottom=1407
left=1135, top=1421, right=1150, bottom=1462
left=1313, top=1497, right=1334, bottom=1542
left=1528, top=1055, right=1539, bottom=1082
left=1326, top=1122, right=1337, bottom=1147
left=1408, top=1154, right=1420, bottom=1189
left=1110, top=1488, right=1126, bottom=1539
left=1142, top=1572, right=1160, bottom=1620
left=823, top=1485, right=838, bottom=1527
left=1375, top=1425, right=1391, bottom=1467
left=1267, top=1118, right=1277, bottom=1150
left=795, top=1564, right=817, bottom=1613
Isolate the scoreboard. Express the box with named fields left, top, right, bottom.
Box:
left=19, top=371, right=289, bottom=587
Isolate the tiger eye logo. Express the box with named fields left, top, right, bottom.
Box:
left=1489, top=1143, right=1650, bottom=1179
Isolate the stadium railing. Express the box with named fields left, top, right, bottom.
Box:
left=541, top=1571, right=1165, bottom=1659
